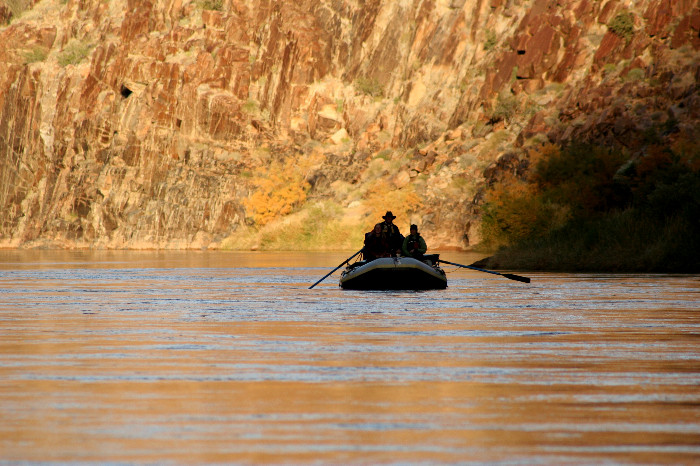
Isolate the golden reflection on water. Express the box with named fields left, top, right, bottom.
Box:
left=1, top=251, right=699, bottom=463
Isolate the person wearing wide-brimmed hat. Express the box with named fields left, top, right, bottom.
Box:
left=376, top=211, right=404, bottom=256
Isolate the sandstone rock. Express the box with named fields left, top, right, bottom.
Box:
left=671, top=8, right=700, bottom=50
left=597, top=0, right=619, bottom=25
left=329, top=128, right=349, bottom=145
left=593, top=32, right=624, bottom=68
left=393, top=171, right=411, bottom=189
left=445, top=128, right=464, bottom=141
left=0, top=0, right=698, bottom=251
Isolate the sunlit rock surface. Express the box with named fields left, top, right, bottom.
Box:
left=0, top=0, right=698, bottom=249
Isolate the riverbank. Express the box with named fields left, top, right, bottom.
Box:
left=474, top=210, right=700, bottom=273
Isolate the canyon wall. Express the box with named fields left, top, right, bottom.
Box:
left=1, top=0, right=698, bottom=249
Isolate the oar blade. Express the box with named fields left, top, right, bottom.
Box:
left=441, top=259, right=531, bottom=284
left=502, top=273, right=530, bottom=283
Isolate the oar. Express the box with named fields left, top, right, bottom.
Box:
left=309, top=249, right=364, bottom=289
left=440, top=259, right=531, bottom=284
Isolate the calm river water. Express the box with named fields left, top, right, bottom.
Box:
left=1, top=250, right=699, bottom=464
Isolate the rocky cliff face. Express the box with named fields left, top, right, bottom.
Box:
left=1, top=0, right=698, bottom=249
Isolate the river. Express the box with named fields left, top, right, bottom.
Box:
left=1, top=250, right=699, bottom=463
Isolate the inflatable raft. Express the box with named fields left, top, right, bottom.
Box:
left=339, top=256, right=447, bottom=290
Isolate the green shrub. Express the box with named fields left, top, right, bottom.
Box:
left=602, top=63, right=617, bottom=76
left=355, top=77, right=384, bottom=98
left=57, top=41, right=91, bottom=67
left=489, top=93, right=519, bottom=124
left=5, top=0, right=31, bottom=19
left=625, top=67, right=645, bottom=82
left=608, top=11, right=634, bottom=41
left=484, top=30, right=498, bottom=51
left=242, top=99, right=259, bottom=114
left=375, top=149, right=392, bottom=160
left=24, top=47, right=48, bottom=64
left=200, top=0, right=223, bottom=11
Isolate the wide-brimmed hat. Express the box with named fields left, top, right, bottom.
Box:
left=382, top=211, right=396, bottom=220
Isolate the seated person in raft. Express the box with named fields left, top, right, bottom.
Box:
left=363, top=223, right=391, bottom=261
left=377, top=211, right=404, bottom=256
left=402, top=224, right=428, bottom=259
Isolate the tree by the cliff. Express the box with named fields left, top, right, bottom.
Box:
left=478, top=130, right=700, bottom=272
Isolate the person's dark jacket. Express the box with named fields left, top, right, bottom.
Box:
left=364, top=232, right=389, bottom=261
left=378, top=222, right=403, bottom=255
left=402, top=234, right=427, bottom=258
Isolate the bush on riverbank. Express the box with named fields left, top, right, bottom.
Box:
left=480, top=210, right=699, bottom=272
left=221, top=201, right=366, bottom=251
left=478, top=128, right=700, bottom=272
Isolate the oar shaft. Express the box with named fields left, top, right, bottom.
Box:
left=308, top=264, right=345, bottom=290
left=440, top=259, right=530, bottom=284
left=309, top=249, right=364, bottom=289
left=442, top=261, right=501, bottom=276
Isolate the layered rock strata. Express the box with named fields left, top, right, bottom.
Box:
left=0, top=0, right=698, bottom=249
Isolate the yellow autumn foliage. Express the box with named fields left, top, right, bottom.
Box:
left=480, top=143, right=572, bottom=248
left=363, top=180, right=424, bottom=229
left=243, top=158, right=311, bottom=226
left=526, top=142, right=560, bottom=180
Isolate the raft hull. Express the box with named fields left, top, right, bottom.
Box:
left=339, top=257, right=447, bottom=290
